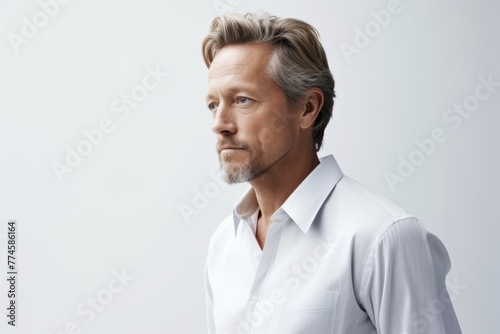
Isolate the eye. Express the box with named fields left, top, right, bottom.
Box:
left=236, top=96, right=251, bottom=104
left=208, top=102, right=218, bottom=112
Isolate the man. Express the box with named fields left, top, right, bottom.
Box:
left=202, top=12, right=461, bottom=334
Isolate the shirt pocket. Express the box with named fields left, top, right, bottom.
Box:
left=279, top=285, right=339, bottom=333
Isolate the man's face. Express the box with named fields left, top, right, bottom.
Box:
left=206, top=43, right=302, bottom=184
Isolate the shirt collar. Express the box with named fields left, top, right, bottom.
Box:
left=232, top=154, right=343, bottom=236
left=232, top=186, right=259, bottom=235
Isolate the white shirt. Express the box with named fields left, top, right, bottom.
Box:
left=205, top=155, right=461, bottom=334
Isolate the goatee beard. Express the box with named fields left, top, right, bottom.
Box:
left=219, top=160, right=253, bottom=184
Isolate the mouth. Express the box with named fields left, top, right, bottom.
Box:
left=217, top=141, right=248, bottom=154
left=219, top=147, right=246, bottom=154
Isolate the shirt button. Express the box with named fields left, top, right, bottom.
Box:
left=251, top=295, right=258, bottom=303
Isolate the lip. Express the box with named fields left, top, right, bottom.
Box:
left=221, top=147, right=243, bottom=150
left=219, top=147, right=246, bottom=154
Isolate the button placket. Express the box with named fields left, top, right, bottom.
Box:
left=246, top=216, right=289, bottom=333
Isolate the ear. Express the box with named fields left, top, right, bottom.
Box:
left=299, top=88, right=324, bottom=129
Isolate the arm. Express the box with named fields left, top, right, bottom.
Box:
left=361, top=217, right=462, bottom=333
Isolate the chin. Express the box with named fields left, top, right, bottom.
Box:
left=220, top=162, right=255, bottom=184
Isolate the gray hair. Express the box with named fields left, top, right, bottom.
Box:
left=202, top=12, right=335, bottom=151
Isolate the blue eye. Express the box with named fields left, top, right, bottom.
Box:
left=237, top=97, right=250, bottom=104
left=208, top=103, right=218, bottom=111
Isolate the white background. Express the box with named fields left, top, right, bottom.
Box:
left=0, top=0, right=498, bottom=333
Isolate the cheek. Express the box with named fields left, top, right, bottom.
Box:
left=258, top=127, right=281, bottom=148
left=257, top=115, right=290, bottom=145
left=244, top=108, right=297, bottom=152
left=256, top=125, right=293, bottom=154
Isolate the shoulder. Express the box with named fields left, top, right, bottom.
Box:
left=335, top=176, right=412, bottom=222
left=318, top=175, right=415, bottom=239
left=334, top=177, right=440, bottom=248
left=328, top=178, right=452, bottom=299
left=317, top=176, right=433, bottom=273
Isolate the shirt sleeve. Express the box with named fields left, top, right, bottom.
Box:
left=205, top=250, right=216, bottom=334
left=361, top=217, right=462, bottom=333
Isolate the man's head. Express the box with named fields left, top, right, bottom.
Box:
left=203, top=12, right=335, bottom=184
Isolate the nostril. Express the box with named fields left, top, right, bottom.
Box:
left=212, top=116, right=236, bottom=135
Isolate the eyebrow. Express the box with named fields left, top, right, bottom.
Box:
left=205, top=84, right=259, bottom=103
left=205, top=93, right=217, bottom=103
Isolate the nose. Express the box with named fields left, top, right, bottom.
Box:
left=211, top=103, right=237, bottom=136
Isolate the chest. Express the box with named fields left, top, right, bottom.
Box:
left=210, top=220, right=368, bottom=333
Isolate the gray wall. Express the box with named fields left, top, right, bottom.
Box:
left=1, top=0, right=498, bottom=332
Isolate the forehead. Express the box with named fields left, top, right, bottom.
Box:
left=206, top=43, right=275, bottom=96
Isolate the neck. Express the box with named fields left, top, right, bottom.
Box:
left=250, top=148, right=320, bottom=221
